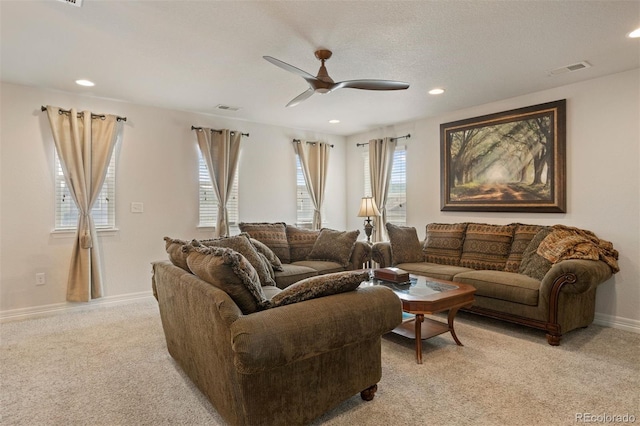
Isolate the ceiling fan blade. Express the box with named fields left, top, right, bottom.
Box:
left=334, top=79, right=410, bottom=91
left=286, top=88, right=314, bottom=108
left=263, top=56, right=318, bottom=81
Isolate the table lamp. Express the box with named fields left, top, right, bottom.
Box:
left=357, top=197, right=381, bottom=242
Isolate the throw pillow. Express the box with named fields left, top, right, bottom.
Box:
left=386, top=223, right=424, bottom=265
left=307, top=228, right=360, bottom=267
left=249, top=238, right=284, bottom=272
left=422, top=223, right=467, bottom=266
left=186, top=246, right=268, bottom=315
left=238, top=222, right=290, bottom=264
left=519, top=227, right=553, bottom=280
left=286, top=225, right=320, bottom=262
left=193, top=234, right=276, bottom=287
left=460, top=223, right=516, bottom=271
left=269, top=270, right=369, bottom=308
left=164, top=237, right=191, bottom=272
left=504, top=224, right=545, bottom=273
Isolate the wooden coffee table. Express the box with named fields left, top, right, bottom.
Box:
left=364, top=275, right=476, bottom=364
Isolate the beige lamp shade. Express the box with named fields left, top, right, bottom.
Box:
left=357, top=197, right=381, bottom=217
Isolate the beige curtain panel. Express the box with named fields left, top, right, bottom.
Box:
left=45, top=106, right=120, bottom=302
left=196, top=129, right=242, bottom=237
left=294, top=141, right=330, bottom=230
left=369, top=137, right=397, bottom=242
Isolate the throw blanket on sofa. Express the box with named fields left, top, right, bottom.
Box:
left=537, top=225, right=619, bottom=273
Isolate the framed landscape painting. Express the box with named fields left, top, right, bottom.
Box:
left=440, top=99, right=566, bottom=213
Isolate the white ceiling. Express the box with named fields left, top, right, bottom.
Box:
left=1, top=1, right=639, bottom=136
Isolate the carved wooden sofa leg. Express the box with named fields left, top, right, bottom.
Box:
left=360, top=384, right=378, bottom=401
left=546, top=333, right=561, bottom=346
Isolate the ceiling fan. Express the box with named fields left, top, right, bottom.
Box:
left=263, top=49, right=410, bottom=107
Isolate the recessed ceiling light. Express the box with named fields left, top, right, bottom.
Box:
left=75, top=79, right=95, bottom=87
left=329, top=119, right=340, bottom=124
left=629, top=28, right=640, bottom=38
left=429, top=88, right=445, bottom=95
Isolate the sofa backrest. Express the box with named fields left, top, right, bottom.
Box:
left=422, top=222, right=550, bottom=272
left=286, top=225, right=320, bottom=263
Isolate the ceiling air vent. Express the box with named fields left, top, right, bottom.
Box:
left=215, top=104, right=241, bottom=112
left=548, top=61, right=591, bottom=76
left=57, top=0, right=83, bottom=6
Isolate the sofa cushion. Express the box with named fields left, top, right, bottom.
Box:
left=505, top=224, right=545, bottom=272
left=519, top=227, right=553, bottom=280
left=453, top=270, right=540, bottom=306
left=250, top=238, right=284, bottom=272
left=460, top=223, right=516, bottom=271
left=261, top=285, right=282, bottom=300
left=396, top=262, right=474, bottom=281
left=291, top=260, right=345, bottom=275
left=286, top=225, right=320, bottom=262
left=239, top=222, right=290, bottom=264
left=194, top=234, right=276, bottom=287
left=186, top=246, right=268, bottom=314
left=274, top=264, right=319, bottom=289
left=386, top=223, right=424, bottom=265
left=307, top=228, right=360, bottom=267
left=269, top=271, right=370, bottom=308
left=423, top=223, right=467, bottom=266
left=164, top=237, right=191, bottom=272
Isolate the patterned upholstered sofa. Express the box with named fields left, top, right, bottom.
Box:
left=372, top=222, right=619, bottom=345
left=164, top=223, right=371, bottom=290
left=238, top=222, right=371, bottom=288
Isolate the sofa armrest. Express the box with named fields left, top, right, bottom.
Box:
left=230, top=286, right=402, bottom=374
left=347, top=240, right=372, bottom=269
left=372, top=242, right=393, bottom=267
left=540, top=259, right=613, bottom=298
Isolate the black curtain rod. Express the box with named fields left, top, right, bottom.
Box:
left=191, top=126, right=249, bottom=137
left=41, top=106, right=127, bottom=122
left=292, top=139, right=334, bottom=148
left=356, top=133, right=411, bottom=147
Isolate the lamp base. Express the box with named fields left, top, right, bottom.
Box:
left=363, top=217, right=373, bottom=242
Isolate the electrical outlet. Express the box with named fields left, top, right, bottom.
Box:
left=130, top=202, right=144, bottom=213
left=35, top=273, right=46, bottom=286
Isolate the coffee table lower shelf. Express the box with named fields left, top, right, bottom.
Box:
left=390, top=307, right=468, bottom=364
left=392, top=316, right=451, bottom=340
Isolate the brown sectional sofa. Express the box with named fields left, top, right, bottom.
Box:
left=154, top=225, right=399, bottom=425
left=239, top=222, right=372, bottom=288
left=373, top=222, right=619, bottom=345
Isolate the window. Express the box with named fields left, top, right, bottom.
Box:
left=296, top=155, right=313, bottom=229
left=198, top=151, right=239, bottom=232
left=363, top=145, right=406, bottom=225
left=55, top=151, right=116, bottom=230
left=295, top=155, right=325, bottom=229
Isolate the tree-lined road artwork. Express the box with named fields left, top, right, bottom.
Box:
left=447, top=113, right=553, bottom=203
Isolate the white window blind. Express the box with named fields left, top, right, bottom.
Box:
left=295, top=155, right=325, bottom=229
left=363, top=145, right=406, bottom=225
left=54, top=151, right=116, bottom=230
left=198, top=151, right=239, bottom=232
left=296, top=155, right=313, bottom=229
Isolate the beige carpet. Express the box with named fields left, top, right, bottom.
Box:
left=1, top=298, right=638, bottom=425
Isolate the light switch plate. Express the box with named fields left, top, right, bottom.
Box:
left=131, top=202, right=144, bottom=213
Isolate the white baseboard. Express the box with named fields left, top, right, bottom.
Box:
left=2, top=294, right=639, bottom=336
left=0, top=291, right=155, bottom=323
left=594, top=313, right=640, bottom=334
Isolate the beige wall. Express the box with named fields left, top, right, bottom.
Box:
left=2, top=69, right=638, bottom=328
left=346, top=69, right=640, bottom=327
left=0, top=82, right=347, bottom=312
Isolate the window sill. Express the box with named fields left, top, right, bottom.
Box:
left=51, top=228, right=120, bottom=238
